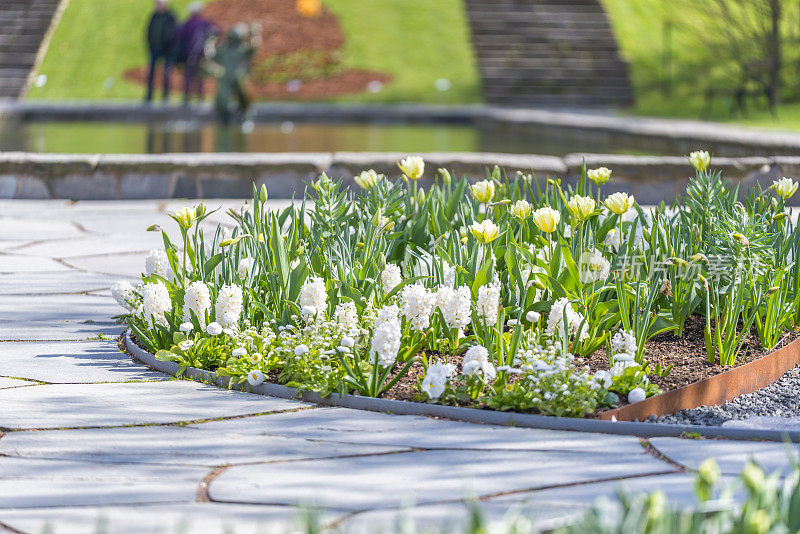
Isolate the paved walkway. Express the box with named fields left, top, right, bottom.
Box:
left=0, top=199, right=796, bottom=534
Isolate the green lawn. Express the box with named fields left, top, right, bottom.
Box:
left=27, top=0, right=481, bottom=104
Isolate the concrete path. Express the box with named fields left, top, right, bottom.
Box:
left=0, top=199, right=794, bottom=534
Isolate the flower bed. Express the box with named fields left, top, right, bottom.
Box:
left=112, top=153, right=800, bottom=420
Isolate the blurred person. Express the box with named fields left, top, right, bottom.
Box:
left=207, top=23, right=261, bottom=123
left=174, top=2, right=218, bottom=105
left=145, top=0, right=177, bottom=102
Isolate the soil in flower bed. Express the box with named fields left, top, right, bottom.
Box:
left=123, top=0, right=392, bottom=100
left=584, top=315, right=799, bottom=392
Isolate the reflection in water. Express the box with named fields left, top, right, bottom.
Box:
left=0, top=118, right=672, bottom=156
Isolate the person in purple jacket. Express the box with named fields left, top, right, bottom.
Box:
left=174, top=2, right=217, bottom=104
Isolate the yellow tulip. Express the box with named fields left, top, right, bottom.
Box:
left=566, top=195, right=595, bottom=221
left=354, top=169, right=383, bottom=190
left=174, top=206, right=196, bottom=230
left=587, top=167, right=612, bottom=186
left=398, top=156, right=425, bottom=181
left=470, top=180, right=495, bottom=204
left=774, top=177, right=798, bottom=200
left=603, top=192, right=635, bottom=215
left=688, top=150, right=711, bottom=171
left=509, top=199, right=532, bottom=220
left=469, top=219, right=500, bottom=244
left=531, top=207, right=560, bottom=234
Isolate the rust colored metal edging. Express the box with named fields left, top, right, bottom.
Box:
left=599, top=336, right=800, bottom=422
left=125, top=332, right=800, bottom=442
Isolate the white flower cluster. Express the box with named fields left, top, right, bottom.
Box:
left=610, top=328, right=638, bottom=376
left=370, top=305, right=401, bottom=367
left=183, top=281, right=211, bottom=326
left=476, top=281, right=501, bottom=325
left=111, top=280, right=139, bottom=312
left=142, top=280, right=171, bottom=326
left=237, top=257, right=254, bottom=280
left=399, top=283, right=436, bottom=331
left=545, top=298, right=588, bottom=342
left=421, top=360, right=456, bottom=400
left=579, top=249, right=610, bottom=284
left=334, top=301, right=359, bottom=335
left=215, top=284, right=243, bottom=327
left=381, top=263, right=402, bottom=294
left=145, top=249, right=171, bottom=279
left=437, top=285, right=472, bottom=331
left=299, top=276, right=327, bottom=320
left=462, top=345, right=496, bottom=380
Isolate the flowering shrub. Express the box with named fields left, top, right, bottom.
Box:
left=115, top=153, right=800, bottom=418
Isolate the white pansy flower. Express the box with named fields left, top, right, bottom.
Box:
left=247, top=369, right=265, bottom=387
left=179, top=340, right=194, bottom=351
left=206, top=322, right=223, bottom=336
left=462, top=345, right=496, bottom=380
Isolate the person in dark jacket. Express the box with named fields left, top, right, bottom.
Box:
left=145, top=0, right=177, bottom=102
left=174, top=2, right=217, bottom=104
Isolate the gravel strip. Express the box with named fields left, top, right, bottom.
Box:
left=651, top=367, right=800, bottom=426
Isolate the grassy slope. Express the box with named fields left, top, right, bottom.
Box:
left=27, top=0, right=480, bottom=104
left=602, top=0, right=800, bottom=130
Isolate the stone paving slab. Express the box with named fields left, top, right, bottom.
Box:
left=0, top=341, right=162, bottom=383
left=0, top=457, right=207, bottom=508
left=0, top=502, right=339, bottom=534
left=0, top=271, right=129, bottom=295
left=191, top=407, right=648, bottom=456
left=650, top=437, right=796, bottom=475
left=0, top=425, right=409, bottom=467
left=0, top=381, right=310, bottom=429
left=0, top=253, right=69, bottom=273
left=62, top=253, right=148, bottom=278
left=15, top=235, right=163, bottom=259
left=209, top=449, right=673, bottom=510
left=0, top=217, right=83, bottom=241
left=0, top=377, right=36, bottom=388
left=0, top=320, right=123, bottom=341
left=5, top=294, right=122, bottom=323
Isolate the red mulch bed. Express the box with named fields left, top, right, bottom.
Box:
left=123, top=0, right=392, bottom=100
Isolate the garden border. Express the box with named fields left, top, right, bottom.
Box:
left=124, top=331, right=800, bottom=443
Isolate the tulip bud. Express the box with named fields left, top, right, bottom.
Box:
left=416, top=187, right=426, bottom=205
left=773, top=212, right=788, bottom=221
left=147, top=224, right=163, bottom=232
left=767, top=286, right=780, bottom=296
left=372, top=208, right=382, bottom=228
left=438, top=168, right=452, bottom=186
left=259, top=184, right=268, bottom=203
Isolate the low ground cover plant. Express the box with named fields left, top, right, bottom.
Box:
left=112, top=152, right=800, bottom=417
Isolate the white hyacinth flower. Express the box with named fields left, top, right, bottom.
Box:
left=215, top=284, right=243, bottom=327
left=381, top=263, right=402, bottom=295
left=370, top=305, right=401, bottom=367
left=439, top=285, right=472, bottom=331
left=237, top=257, right=254, bottom=280
left=399, top=283, right=436, bottom=331
left=334, top=301, right=359, bottom=334
left=111, top=280, right=137, bottom=312
left=145, top=248, right=172, bottom=279
left=476, top=281, right=501, bottom=325
left=299, top=276, right=327, bottom=319
left=183, top=281, right=211, bottom=327
left=142, top=280, right=171, bottom=327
